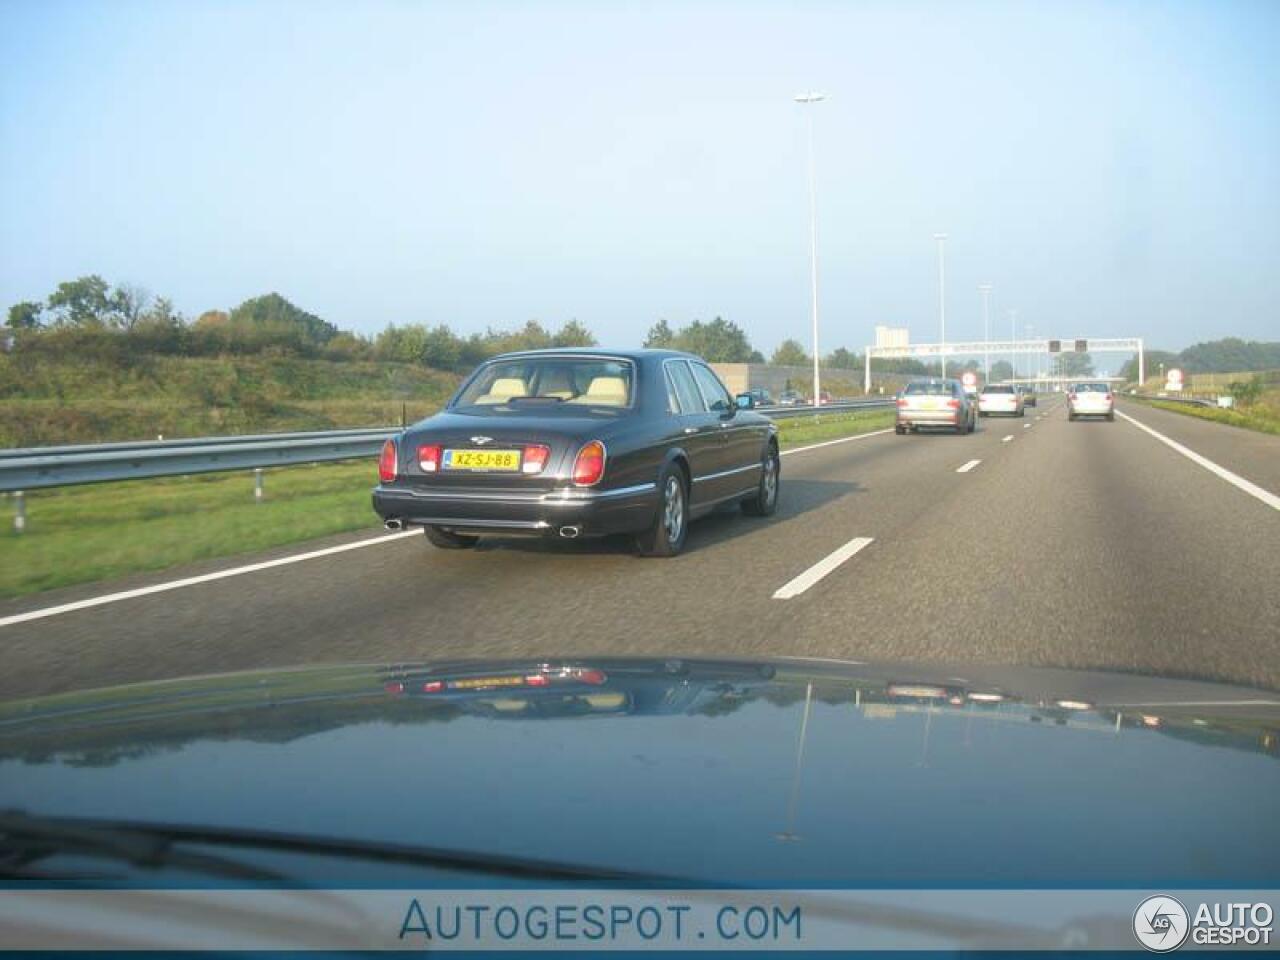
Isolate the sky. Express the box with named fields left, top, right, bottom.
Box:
left=2, top=0, right=1278, bottom=357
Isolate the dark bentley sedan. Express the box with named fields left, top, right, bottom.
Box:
left=372, top=349, right=779, bottom=556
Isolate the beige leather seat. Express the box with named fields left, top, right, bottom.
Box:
left=474, top=377, right=528, bottom=404
left=567, top=376, right=628, bottom=406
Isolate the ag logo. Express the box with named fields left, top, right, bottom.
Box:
left=1134, top=896, right=1190, bottom=952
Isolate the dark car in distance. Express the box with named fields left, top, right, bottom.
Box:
left=372, top=349, right=779, bottom=557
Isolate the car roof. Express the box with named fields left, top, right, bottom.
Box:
left=488, top=347, right=700, bottom=362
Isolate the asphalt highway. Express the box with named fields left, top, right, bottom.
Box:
left=4, top=398, right=1278, bottom=700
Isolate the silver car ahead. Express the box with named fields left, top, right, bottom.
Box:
left=978, top=384, right=1024, bottom=418
left=896, top=379, right=977, bottom=435
left=1067, top=382, right=1115, bottom=421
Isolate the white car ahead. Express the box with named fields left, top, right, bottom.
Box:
left=1067, top=382, right=1115, bottom=421
left=977, top=384, right=1024, bottom=418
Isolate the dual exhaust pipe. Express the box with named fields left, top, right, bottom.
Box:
left=386, top=518, right=580, bottom=539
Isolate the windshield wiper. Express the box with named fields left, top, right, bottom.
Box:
left=0, top=810, right=287, bottom=882
left=0, top=811, right=686, bottom=884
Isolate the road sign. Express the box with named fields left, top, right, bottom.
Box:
left=961, top=371, right=978, bottom=387
left=1074, top=339, right=1087, bottom=353
left=1166, top=368, right=1184, bottom=391
left=1048, top=340, right=1061, bottom=353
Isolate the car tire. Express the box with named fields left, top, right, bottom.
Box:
left=895, top=423, right=907, bottom=435
left=424, top=525, right=479, bottom=549
left=1068, top=412, right=1077, bottom=421
left=741, top=443, right=780, bottom=517
left=636, top=463, right=689, bottom=558
left=979, top=411, right=987, bottom=418
left=1106, top=412, right=1115, bottom=421
left=954, top=419, right=966, bottom=435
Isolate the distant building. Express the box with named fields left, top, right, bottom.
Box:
left=875, top=325, right=910, bottom=349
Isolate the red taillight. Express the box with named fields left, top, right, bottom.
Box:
left=1068, top=393, right=1077, bottom=402
left=572, top=440, right=606, bottom=486
left=946, top=398, right=960, bottom=409
left=522, top=444, right=551, bottom=475
left=384, top=681, right=405, bottom=695
left=576, top=669, right=606, bottom=685
left=417, top=444, right=442, bottom=473
left=378, top=439, right=398, bottom=482
left=525, top=674, right=550, bottom=687
left=1105, top=393, right=1113, bottom=402
left=422, top=680, right=444, bottom=693
left=896, top=398, right=908, bottom=408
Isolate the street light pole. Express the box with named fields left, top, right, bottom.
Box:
left=979, top=283, right=992, bottom=382
left=933, top=234, right=948, bottom=379
left=1026, top=323, right=1034, bottom=388
left=1008, top=308, right=1018, bottom=378
left=795, top=92, right=826, bottom=407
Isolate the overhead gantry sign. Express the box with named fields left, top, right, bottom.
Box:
left=863, top=337, right=1145, bottom=392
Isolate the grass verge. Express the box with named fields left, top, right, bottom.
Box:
left=0, top=408, right=894, bottom=600
left=1129, top=394, right=1280, bottom=436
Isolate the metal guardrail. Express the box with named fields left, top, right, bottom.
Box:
left=757, top=398, right=895, bottom=418
left=0, top=428, right=397, bottom=493
left=1129, top=393, right=1216, bottom=408
left=0, top=400, right=895, bottom=495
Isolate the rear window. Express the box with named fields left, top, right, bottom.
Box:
left=1073, top=383, right=1110, bottom=393
left=454, top=357, right=634, bottom=409
left=982, top=385, right=1015, bottom=394
left=903, top=381, right=956, bottom=396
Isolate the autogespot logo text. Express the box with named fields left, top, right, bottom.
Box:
left=1133, top=896, right=1190, bottom=953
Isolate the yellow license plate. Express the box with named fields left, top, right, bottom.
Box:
left=443, top=449, right=521, bottom=471
left=451, top=676, right=525, bottom=690
left=920, top=398, right=941, bottom=409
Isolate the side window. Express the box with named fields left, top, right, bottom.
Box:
left=663, top=366, right=681, bottom=413
left=690, top=362, right=733, bottom=413
left=667, top=361, right=706, bottom=414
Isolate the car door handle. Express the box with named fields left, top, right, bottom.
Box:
left=683, top=427, right=699, bottom=435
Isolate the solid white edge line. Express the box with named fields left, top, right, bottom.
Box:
left=4, top=427, right=898, bottom=629
left=1022, top=423, right=1032, bottom=429
left=0, top=531, right=421, bottom=629
left=1001, top=436, right=1013, bottom=443
left=956, top=459, right=982, bottom=474
left=780, top=428, right=895, bottom=458
left=1115, top=409, right=1280, bottom=513
left=773, top=537, right=875, bottom=600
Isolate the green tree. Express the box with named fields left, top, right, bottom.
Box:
left=6, top=301, right=43, bottom=329
left=989, top=360, right=1014, bottom=381
left=644, top=319, right=675, bottom=348
left=1227, top=374, right=1265, bottom=407
left=47, top=275, right=113, bottom=326
left=111, top=283, right=150, bottom=330
left=552, top=319, right=596, bottom=347
left=1119, top=350, right=1177, bottom=384
left=228, top=293, right=338, bottom=349
left=419, top=325, right=464, bottom=369
left=825, top=347, right=860, bottom=369
left=672, top=317, right=754, bottom=362
left=771, top=339, right=810, bottom=366
left=374, top=324, right=429, bottom=363
left=1180, top=338, right=1280, bottom=373
left=748, top=349, right=765, bottom=363
left=129, top=296, right=187, bottom=353
left=1050, top=352, right=1093, bottom=377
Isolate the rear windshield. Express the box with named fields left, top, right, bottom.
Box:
left=982, top=385, right=1015, bottom=394
left=1073, top=383, right=1110, bottom=393
left=903, top=381, right=956, bottom=396
left=454, top=357, right=634, bottom=410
